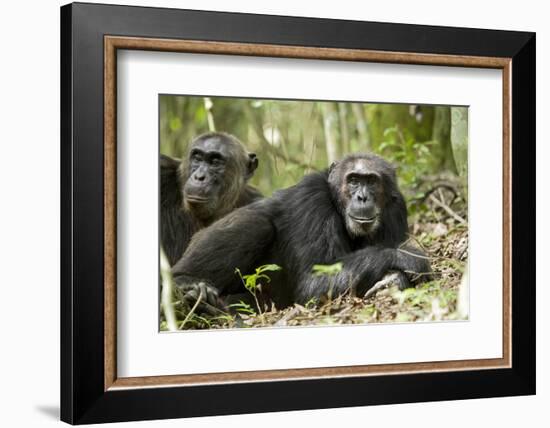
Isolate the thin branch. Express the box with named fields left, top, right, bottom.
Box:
left=160, top=250, right=178, bottom=331
left=203, top=97, right=216, bottom=132
left=409, top=183, right=458, bottom=204
left=396, top=247, right=432, bottom=260
left=429, top=193, right=467, bottom=224
left=180, top=288, right=204, bottom=330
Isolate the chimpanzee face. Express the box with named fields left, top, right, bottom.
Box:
left=329, top=155, right=391, bottom=238
left=184, top=138, right=231, bottom=202
left=182, top=134, right=257, bottom=221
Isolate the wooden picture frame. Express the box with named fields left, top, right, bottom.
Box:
left=61, top=2, right=535, bottom=424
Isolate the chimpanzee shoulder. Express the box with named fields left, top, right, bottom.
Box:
left=273, top=171, right=353, bottom=270
left=235, top=184, right=263, bottom=208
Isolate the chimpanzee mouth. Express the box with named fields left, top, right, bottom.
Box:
left=185, top=195, right=210, bottom=204
left=348, top=214, right=377, bottom=224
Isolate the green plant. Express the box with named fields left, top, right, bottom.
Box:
left=304, top=297, right=319, bottom=309
left=235, top=264, right=282, bottom=314
left=311, top=262, right=344, bottom=309
left=312, top=262, right=343, bottom=276
left=228, top=301, right=256, bottom=315
left=379, top=125, right=434, bottom=192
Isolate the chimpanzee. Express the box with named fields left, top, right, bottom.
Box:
left=161, top=132, right=261, bottom=266
left=171, top=153, right=432, bottom=310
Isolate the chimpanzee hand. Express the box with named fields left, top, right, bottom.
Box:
left=393, top=270, right=412, bottom=290
left=394, top=245, right=433, bottom=285
left=363, top=270, right=411, bottom=300
left=176, top=281, right=226, bottom=316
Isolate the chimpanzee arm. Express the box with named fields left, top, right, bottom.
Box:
left=393, top=245, right=433, bottom=283
left=295, top=244, right=431, bottom=304
left=160, top=154, right=181, bottom=204
left=160, top=154, right=188, bottom=266
left=171, top=202, right=276, bottom=296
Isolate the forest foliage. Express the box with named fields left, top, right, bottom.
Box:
left=159, top=95, right=469, bottom=329
left=160, top=96, right=468, bottom=200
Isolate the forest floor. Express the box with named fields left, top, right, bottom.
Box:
left=164, top=186, right=468, bottom=331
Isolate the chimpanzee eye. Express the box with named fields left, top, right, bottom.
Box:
left=348, top=176, right=358, bottom=185
left=366, top=174, right=380, bottom=185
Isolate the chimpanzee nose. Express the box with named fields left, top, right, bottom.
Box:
left=356, top=193, right=368, bottom=203
left=193, top=171, right=206, bottom=182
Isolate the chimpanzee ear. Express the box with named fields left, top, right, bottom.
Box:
left=160, top=154, right=180, bottom=169
left=245, top=153, right=259, bottom=179
left=328, top=161, right=338, bottom=174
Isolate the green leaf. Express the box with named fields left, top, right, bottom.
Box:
left=312, top=262, right=343, bottom=276
left=383, top=126, right=398, bottom=137
left=378, top=141, right=392, bottom=151
left=169, top=117, right=182, bottom=131
left=228, top=301, right=256, bottom=315
left=256, top=264, right=282, bottom=274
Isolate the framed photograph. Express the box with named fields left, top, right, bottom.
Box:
left=60, top=2, right=535, bottom=424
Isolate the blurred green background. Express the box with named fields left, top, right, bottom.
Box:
left=159, top=95, right=468, bottom=201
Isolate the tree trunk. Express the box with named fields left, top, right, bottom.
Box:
left=351, top=103, right=370, bottom=150
left=321, top=102, right=339, bottom=165
left=450, top=106, right=469, bottom=181
left=432, top=106, right=457, bottom=173
left=338, top=102, right=350, bottom=155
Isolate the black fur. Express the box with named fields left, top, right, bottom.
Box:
left=161, top=133, right=262, bottom=266
left=172, top=153, right=431, bottom=309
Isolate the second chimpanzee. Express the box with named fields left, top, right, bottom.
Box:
left=172, top=153, right=432, bottom=310
left=161, top=132, right=261, bottom=266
